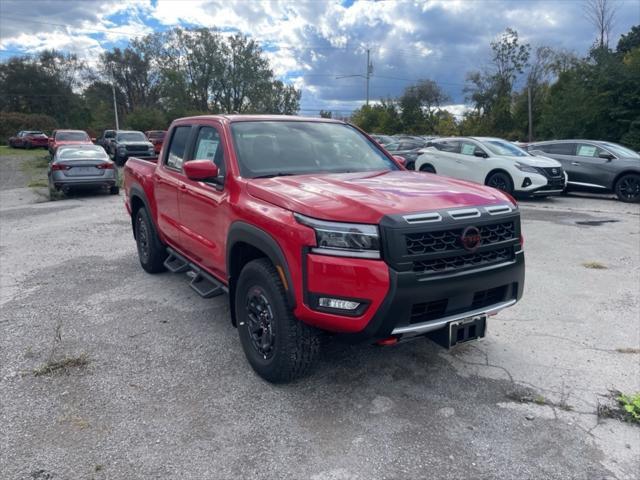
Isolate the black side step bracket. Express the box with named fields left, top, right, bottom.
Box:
left=165, top=247, right=226, bottom=298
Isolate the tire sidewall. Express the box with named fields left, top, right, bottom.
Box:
left=488, top=172, right=514, bottom=194
left=615, top=174, right=640, bottom=203
left=134, top=208, right=165, bottom=273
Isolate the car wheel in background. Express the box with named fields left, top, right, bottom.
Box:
left=405, top=161, right=415, bottom=170
left=236, top=258, right=320, bottom=383
left=109, top=186, right=120, bottom=195
left=486, top=171, right=514, bottom=195
left=134, top=207, right=167, bottom=273
left=614, top=173, right=640, bottom=203
left=25, top=141, right=32, bottom=150
left=419, top=164, right=436, bottom=173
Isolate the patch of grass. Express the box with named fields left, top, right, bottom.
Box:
left=28, top=179, right=49, bottom=188
left=0, top=145, right=48, bottom=157
left=618, top=393, right=640, bottom=423
left=33, top=353, right=89, bottom=377
left=582, top=261, right=607, bottom=270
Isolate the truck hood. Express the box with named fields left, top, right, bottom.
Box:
left=247, top=170, right=513, bottom=224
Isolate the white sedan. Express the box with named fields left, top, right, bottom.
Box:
left=415, top=137, right=567, bottom=196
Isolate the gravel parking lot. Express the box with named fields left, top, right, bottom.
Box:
left=1, top=152, right=639, bottom=480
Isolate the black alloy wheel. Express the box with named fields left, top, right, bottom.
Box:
left=615, top=174, right=640, bottom=203
left=245, top=286, right=276, bottom=360
left=486, top=172, right=514, bottom=195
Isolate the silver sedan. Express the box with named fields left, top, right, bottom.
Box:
left=49, top=145, right=119, bottom=196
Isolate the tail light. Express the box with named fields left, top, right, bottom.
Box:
left=51, top=163, right=70, bottom=171
left=96, top=162, right=114, bottom=170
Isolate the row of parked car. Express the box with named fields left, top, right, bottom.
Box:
left=8, top=128, right=167, bottom=196
left=372, top=134, right=640, bottom=203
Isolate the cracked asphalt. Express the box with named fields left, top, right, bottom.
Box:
left=1, top=153, right=639, bottom=479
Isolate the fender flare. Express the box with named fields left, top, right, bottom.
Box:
left=128, top=184, right=157, bottom=239
left=226, top=222, right=297, bottom=310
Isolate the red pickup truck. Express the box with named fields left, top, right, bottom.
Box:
left=124, top=115, right=525, bottom=382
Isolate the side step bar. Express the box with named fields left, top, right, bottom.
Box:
left=164, top=247, right=227, bottom=298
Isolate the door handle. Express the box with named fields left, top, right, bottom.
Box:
left=571, top=162, right=580, bottom=166
left=179, top=184, right=187, bottom=191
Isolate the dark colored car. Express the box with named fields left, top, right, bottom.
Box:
left=384, top=139, right=426, bottom=170
left=96, top=129, right=116, bottom=152
left=145, top=130, right=166, bottom=154
left=109, top=130, right=155, bottom=166
left=527, top=140, right=640, bottom=202
left=123, top=114, right=524, bottom=382
left=9, top=130, right=49, bottom=149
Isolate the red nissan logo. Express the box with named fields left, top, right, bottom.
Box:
left=461, top=226, right=481, bottom=252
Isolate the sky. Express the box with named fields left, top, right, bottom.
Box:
left=0, top=0, right=638, bottom=117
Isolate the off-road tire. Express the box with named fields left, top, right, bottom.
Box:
left=614, top=173, right=640, bottom=203
left=134, top=207, right=166, bottom=273
left=236, top=258, right=320, bottom=383
left=486, top=171, right=514, bottom=195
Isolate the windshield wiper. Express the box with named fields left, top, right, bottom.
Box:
left=252, top=172, right=301, bottom=179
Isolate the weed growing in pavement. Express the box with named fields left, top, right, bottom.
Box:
left=582, top=261, right=608, bottom=269
left=33, top=354, right=89, bottom=377
left=618, top=393, right=640, bottom=424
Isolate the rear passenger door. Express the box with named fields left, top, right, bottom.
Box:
left=454, top=140, right=489, bottom=183
left=155, top=125, right=192, bottom=248
left=429, top=140, right=461, bottom=176
left=178, top=123, right=229, bottom=279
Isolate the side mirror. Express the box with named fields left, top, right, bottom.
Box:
left=599, top=153, right=615, bottom=161
left=184, top=160, right=219, bottom=181
left=393, top=155, right=406, bottom=166
left=474, top=151, right=488, bottom=158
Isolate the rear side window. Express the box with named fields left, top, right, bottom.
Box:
left=542, top=143, right=575, bottom=155
left=433, top=140, right=460, bottom=154
left=192, top=126, right=225, bottom=177
left=165, top=126, right=191, bottom=170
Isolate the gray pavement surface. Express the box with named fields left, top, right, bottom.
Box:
left=1, top=154, right=639, bottom=479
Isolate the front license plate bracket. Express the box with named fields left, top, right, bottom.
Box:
left=427, top=315, right=487, bottom=348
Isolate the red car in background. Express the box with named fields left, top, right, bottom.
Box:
left=145, top=130, right=166, bottom=154
left=9, top=131, right=49, bottom=149
left=48, top=130, right=92, bottom=155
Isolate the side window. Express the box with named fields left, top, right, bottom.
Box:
left=191, top=126, right=225, bottom=177
left=576, top=143, right=605, bottom=158
left=165, top=126, right=191, bottom=170
left=546, top=143, right=575, bottom=155
left=434, top=140, right=460, bottom=154
left=460, top=142, right=483, bottom=156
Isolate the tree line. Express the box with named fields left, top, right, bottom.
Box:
left=349, top=25, right=640, bottom=150
left=0, top=27, right=301, bottom=139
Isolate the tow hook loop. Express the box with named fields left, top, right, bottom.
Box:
left=376, top=336, right=399, bottom=346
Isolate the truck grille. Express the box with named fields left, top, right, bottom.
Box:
left=405, top=221, right=515, bottom=255
left=126, top=145, right=148, bottom=152
left=412, top=247, right=513, bottom=274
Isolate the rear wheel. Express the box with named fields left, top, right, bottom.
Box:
left=109, top=186, right=120, bottom=195
left=134, top=207, right=166, bottom=273
left=486, top=171, right=514, bottom=195
left=236, top=258, right=320, bottom=383
left=25, top=141, right=32, bottom=150
left=419, top=164, right=436, bottom=173
left=615, top=173, right=640, bottom=203
left=405, top=161, right=415, bottom=170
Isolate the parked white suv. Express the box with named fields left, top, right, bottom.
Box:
left=415, top=137, right=567, bottom=196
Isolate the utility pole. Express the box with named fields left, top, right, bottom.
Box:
left=365, top=48, right=372, bottom=106
left=527, top=84, right=533, bottom=142
left=111, top=66, right=119, bottom=130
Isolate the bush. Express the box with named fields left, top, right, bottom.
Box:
left=124, top=108, right=167, bottom=132
left=0, top=112, right=58, bottom=144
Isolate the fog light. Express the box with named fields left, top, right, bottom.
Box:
left=318, top=297, right=360, bottom=310
left=521, top=177, right=532, bottom=188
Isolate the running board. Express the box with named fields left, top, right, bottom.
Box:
left=165, top=248, right=226, bottom=298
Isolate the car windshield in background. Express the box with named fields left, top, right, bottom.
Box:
left=57, top=132, right=89, bottom=141
left=27, top=131, right=45, bottom=136
left=118, top=132, right=147, bottom=142
left=58, top=147, right=108, bottom=160
left=482, top=139, right=529, bottom=157
left=231, top=121, right=398, bottom=178
left=147, top=131, right=165, bottom=138
left=600, top=142, right=640, bottom=159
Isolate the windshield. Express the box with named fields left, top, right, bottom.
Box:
left=601, top=142, right=640, bottom=159
left=147, top=131, right=165, bottom=139
left=57, top=131, right=90, bottom=141
left=481, top=139, right=529, bottom=157
left=58, top=147, right=108, bottom=160
left=117, top=132, right=147, bottom=142
left=27, top=131, right=45, bottom=136
left=231, top=121, right=398, bottom=178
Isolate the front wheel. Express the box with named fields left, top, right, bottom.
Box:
left=236, top=258, right=320, bottom=383
left=134, top=208, right=166, bottom=273
left=615, top=173, right=640, bottom=203
left=486, top=171, right=514, bottom=195
left=109, top=186, right=120, bottom=195
left=419, top=164, right=436, bottom=173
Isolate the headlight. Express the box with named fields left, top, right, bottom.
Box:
left=294, top=213, right=380, bottom=259
left=515, top=162, right=539, bottom=173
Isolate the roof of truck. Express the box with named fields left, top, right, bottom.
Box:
left=176, top=114, right=344, bottom=124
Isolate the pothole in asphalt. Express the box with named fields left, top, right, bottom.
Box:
left=575, top=219, right=620, bottom=226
